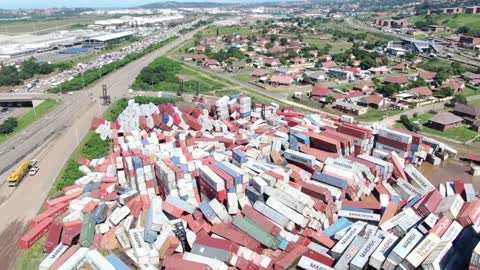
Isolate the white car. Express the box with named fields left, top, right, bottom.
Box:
left=30, top=159, right=38, bottom=166
left=29, top=166, right=39, bottom=176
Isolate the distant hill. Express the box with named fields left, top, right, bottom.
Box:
left=139, top=2, right=233, bottom=9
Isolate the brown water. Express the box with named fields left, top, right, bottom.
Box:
left=418, top=159, right=480, bottom=190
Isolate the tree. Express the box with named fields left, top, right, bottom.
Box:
left=286, top=49, right=298, bottom=58
left=451, top=94, right=467, bottom=105
left=457, top=26, right=471, bottom=34
left=0, top=117, right=18, bottom=135
left=377, top=83, right=401, bottom=97
left=325, top=95, right=336, bottom=104
left=280, top=38, right=288, bottom=46
left=408, top=78, right=427, bottom=88
left=434, top=87, right=454, bottom=98
left=269, top=34, right=279, bottom=43
left=435, top=71, right=449, bottom=85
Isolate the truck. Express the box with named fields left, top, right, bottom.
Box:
left=8, top=160, right=32, bottom=186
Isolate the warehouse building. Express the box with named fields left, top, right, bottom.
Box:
left=83, top=31, right=134, bottom=48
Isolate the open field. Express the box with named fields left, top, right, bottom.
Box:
left=0, top=99, right=61, bottom=144
left=0, top=16, right=103, bottom=34
left=407, top=14, right=480, bottom=31
left=357, top=109, right=403, bottom=121
left=200, top=25, right=253, bottom=37
left=304, top=36, right=353, bottom=53
left=461, top=86, right=480, bottom=97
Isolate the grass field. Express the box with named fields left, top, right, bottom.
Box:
left=469, top=99, right=480, bottom=106
left=0, top=99, right=61, bottom=144
left=200, top=25, right=252, bottom=37
left=462, top=87, right=480, bottom=97
left=304, top=36, right=353, bottom=53
left=0, top=16, right=102, bottom=34
left=407, top=14, right=480, bottom=31
left=357, top=109, right=402, bottom=121
left=397, top=112, right=478, bottom=142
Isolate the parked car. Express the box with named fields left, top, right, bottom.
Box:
left=29, top=166, right=39, bottom=176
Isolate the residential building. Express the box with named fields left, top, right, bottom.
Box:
left=418, top=70, right=437, bottom=82
left=353, top=80, right=375, bottom=93
left=265, top=58, right=281, bottom=68
left=322, top=61, right=337, bottom=69
left=334, top=100, right=368, bottom=116
left=462, top=72, right=480, bottom=86
left=453, top=103, right=480, bottom=124
left=383, top=76, right=409, bottom=86
left=251, top=69, right=268, bottom=78
left=428, top=112, right=464, bottom=131
left=310, top=86, right=330, bottom=100
left=442, top=79, right=465, bottom=92
left=205, top=59, right=220, bottom=69
left=358, top=95, right=385, bottom=109
left=304, top=71, right=327, bottom=82
left=410, top=86, right=433, bottom=97
left=270, top=74, right=294, bottom=85
left=327, top=69, right=355, bottom=81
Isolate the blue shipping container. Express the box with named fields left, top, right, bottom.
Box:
left=312, top=172, right=349, bottom=189
left=216, top=162, right=242, bottom=184
left=144, top=208, right=157, bottom=243
left=323, top=217, right=353, bottom=237
left=106, top=255, right=131, bottom=270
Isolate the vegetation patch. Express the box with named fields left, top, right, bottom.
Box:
left=132, top=57, right=227, bottom=93
left=0, top=99, right=61, bottom=144
left=0, top=58, right=54, bottom=86
left=357, top=109, right=402, bottom=121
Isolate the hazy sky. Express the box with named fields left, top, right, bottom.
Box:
left=0, top=0, right=235, bottom=9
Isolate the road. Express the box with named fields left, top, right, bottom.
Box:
left=0, top=26, right=204, bottom=270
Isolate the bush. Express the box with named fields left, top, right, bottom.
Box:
left=0, top=117, right=18, bottom=135
left=400, top=114, right=418, bottom=132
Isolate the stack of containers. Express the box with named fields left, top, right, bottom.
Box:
left=375, top=127, right=412, bottom=159
left=215, top=96, right=229, bottom=120
left=239, top=96, right=251, bottom=119
left=336, top=123, right=373, bottom=156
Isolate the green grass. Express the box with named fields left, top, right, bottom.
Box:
left=201, top=25, right=252, bottom=37
left=396, top=112, right=477, bottom=142
left=17, top=238, right=46, bottom=270
left=0, top=99, right=61, bottom=144
left=461, top=86, right=480, bottom=97
left=422, top=126, right=478, bottom=142
left=0, top=16, right=102, bottom=34
left=304, top=36, right=352, bottom=53
left=233, top=73, right=254, bottom=84
left=469, top=99, right=480, bottom=106
left=357, top=109, right=402, bottom=121
left=407, top=14, right=480, bottom=31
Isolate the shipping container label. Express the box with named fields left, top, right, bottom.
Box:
left=404, top=165, right=435, bottom=194
left=338, top=210, right=380, bottom=222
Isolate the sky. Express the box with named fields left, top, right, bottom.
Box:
left=0, top=0, right=241, bottom=9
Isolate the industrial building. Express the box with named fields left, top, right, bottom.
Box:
left=82, top=31, right=134, bottom=48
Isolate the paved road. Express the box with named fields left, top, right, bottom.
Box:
left=0, top=26, right=204, bottom=270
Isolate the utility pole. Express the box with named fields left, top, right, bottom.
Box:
left=100, top=84, right=111, bottom=106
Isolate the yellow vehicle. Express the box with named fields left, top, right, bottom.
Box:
left=8, top=160, right=31, bottom=187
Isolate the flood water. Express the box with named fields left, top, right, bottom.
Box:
left=418, top=159, right=480, bottom=190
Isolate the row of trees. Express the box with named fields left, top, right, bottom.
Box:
left=0, top=58, right=54, bottom=86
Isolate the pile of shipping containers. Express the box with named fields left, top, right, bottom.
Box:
left=19, top=95, right=480, bottom=270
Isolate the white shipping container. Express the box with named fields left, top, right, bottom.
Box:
left=86, top=249, right=115, bottom=270
left=404, top=164, right=435, bottom=194
left=253, top=201, right=291, bottom=228
left=369, top=234, right=399, bottom=270
left=380, top=208, right=419, bottom=231
left=405, top=233, right=441, bottom=269
left=109, top=206, right=131, bottom=225
left=440, top=221, right=463, bottom=243
left=378, top=128, right=412, bottom=144
left=266, top=197, right=308, bottom=228
left=39, top=243, right=69, bottom=270
left=183, top=252, right=229, bottom=270
left=298, top=255, right=335, bottom=270
left=275, top=180, right=315, bottom=208
left=128, top=228, right=149, bottom=265
left=350, top=235, right=383, bottom=270
left=422, top=241, right=452, bottom=270
left=435, top=194, right=464, bottom=219
left=331, top=222, right=366, bottom=258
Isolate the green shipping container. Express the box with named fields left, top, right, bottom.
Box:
left=79, top=212, right=95, bottom=247
left=232, top=216, right=280, bottom=249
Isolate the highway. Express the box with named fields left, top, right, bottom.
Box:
left=0, top=26, right=204, bottom=270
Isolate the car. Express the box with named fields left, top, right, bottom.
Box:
left=30, top=159, right=38, bottom=166
left=29, top=166, right=39, bottom=176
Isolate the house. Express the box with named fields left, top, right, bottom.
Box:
left=369, top=66, right=391, bottom=75
left=270, top=74, right=294, bottom=85
left=410, top=86, right=433, bottom=97
left=182, top=54, right=208, bottom=61
left=353, top=80, right=375, bottom=93
left=265, top=58, right=281, bottom=68
left=322, top=61, right=337, bottom=69
left=244, top=51, right=256, bottom=57
left=428, top=112, right=464, bottom=131
left=418, top=70, right=437, bottom=82
left=392, top=63, right=409, bottom=72
left=453, top=103, right=480, bottom=124
left=462, top=72, right=480, bottom=86
left=442, top=79, right=465, bottom=92
left=334, top=90, right=364, bottom=101
left=195, top=45, right=206, bottom=53
left=291, top=57, right=307, bottom=65
left=304, top=71, right=327, bottom=82
left=334, top=100, right=368, bottom=116
left=310, top=86, right=330, bottom=100
left=230, top=60, right=246, bottom=71
left=383, top=76, right=409, bottom=86
left=327, top=69, right=355, bottom=81
left=205, top=59, right=220, bottom=69
left=251, top=69, right=269, bottom=78
left=358, top=95, right=385, bottom=109
left=459, top=36, right=480, bottom=49
left=319, top=54, right=332, bottom=62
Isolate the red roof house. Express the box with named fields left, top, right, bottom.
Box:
left=322, top=61, right=337, bottom=69
left=270, top=74, right=294, bottom=85
left=411, top=86, right=433, bottom=97
left=310, top=86, right=330, bottom=98
left=383, top=76, right=409, bottom=86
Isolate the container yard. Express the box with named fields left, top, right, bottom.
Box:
left=18, top=94, right=480, bottom=270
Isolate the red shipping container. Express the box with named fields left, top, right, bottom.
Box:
left=163, top=256, right=213, bottom=270
left=46, top=191, right=81, bottom=209
left=274, top=245, right=308, bottom=270
left=379, top=202, right=399, bottom=225
left=44, top=222, right=63, bottom=253
left=242, top=205, right=282, bottom=237
left=63, top=184, right=82, bottom=195
left=210, top=223, right=260, bottom=250
left=415, top=190, right=442, bottom=217
left=48, top=245, right=81, bottom=270
left=31, top=202, right=68, bottom=228
left=195, top=234, right=240, bottom=253
left=376, top=135, right=410, bottom=152
left=304, top=250, right=335, bottom=267
left=454, top=180, right=465, bottom=196
left=309, top=231, right=336, bottom=249
left=63, top=219, right=82, bottom=231
left=61, top=223, right=82, bottom=245
left=209, top=164, right=234, bottom=189
left=19, top=216, right=54, bottom=249
left=431, top=216, right=453, bottom=237
left=342, top=200, right=382, bottom=210
left=162, top=200, right=184, bottom=218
